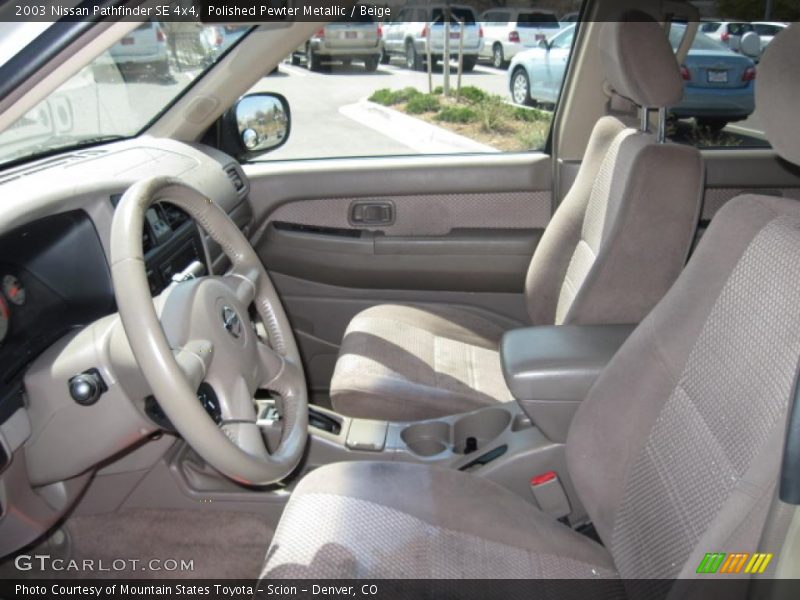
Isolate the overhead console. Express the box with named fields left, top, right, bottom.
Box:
left=501, top=325, right=635, bottom=442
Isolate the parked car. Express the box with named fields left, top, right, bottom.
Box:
left=509, top=23, right=755, bottom=131
left=699, top=21, right=756, bottom=53
left=752, top=21, right=788, bottom=53
left=669, top=23, right=756, bottom=129
left=291, top=13, right=382, bottom=72
left=478, top=8, right=561, bottom=68
left=107, top=22, right=169, bottom=79
left=508, top=25, right=575, bottom=106
left=382, top=4, right=483, bottom=71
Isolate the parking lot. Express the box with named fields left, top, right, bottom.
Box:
left=247, top=56, right=767, bottom=161
left=248, top=58, right=512, bottom=160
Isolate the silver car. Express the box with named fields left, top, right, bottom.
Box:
left=381, top=4, right=483, bottom=71
left=292, top=14, right=382, bottom=72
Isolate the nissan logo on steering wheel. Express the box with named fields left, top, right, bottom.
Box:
left=221, top=305, right=243, bottom=339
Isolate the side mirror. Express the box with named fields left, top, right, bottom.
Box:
left=221, top=92, right=291, bottom=160
left=739, top=31, right=761, bottom=59
left=538, top=39, right=550, bottom=50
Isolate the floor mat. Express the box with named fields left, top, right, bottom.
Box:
left=1, top=508, right=273, bottom=579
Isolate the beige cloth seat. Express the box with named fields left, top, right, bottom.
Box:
left=330, top=16, right=703, bottom=421
left=263, top=23, right=800, bottom=580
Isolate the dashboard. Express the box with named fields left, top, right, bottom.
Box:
left=0, top=138, right=253, bottom=555
left=0, top=211, right=114, bottom=418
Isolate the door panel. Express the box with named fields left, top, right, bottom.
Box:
left=701, top=150, right=800, bottom=225
left=243, top=153, right=552, bottom=399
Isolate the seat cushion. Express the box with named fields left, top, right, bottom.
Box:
left=329, top=304, right=514, bottom=421
left=262, top=461, right=621, bottom=580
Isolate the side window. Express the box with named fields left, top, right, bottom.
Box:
left=256, top=3, right=579, bottom=161
left=665, top=22, right=768, bottom=150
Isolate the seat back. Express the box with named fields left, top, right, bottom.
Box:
left=525, top=14, right=702, bottom=327
left=567, top=24, right=800, bottom=581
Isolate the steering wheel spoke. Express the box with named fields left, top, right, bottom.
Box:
left=172, top=339, right=213, bottom=391
left=220, top=421, right=271, bottom=462
left=224, top=266, right=259, bottom=307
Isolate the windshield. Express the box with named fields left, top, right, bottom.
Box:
left=0, top=22, right=250, bottom=168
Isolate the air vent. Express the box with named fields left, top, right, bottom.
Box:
left=225, top=165, right=246, bottom=193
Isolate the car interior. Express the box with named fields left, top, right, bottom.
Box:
left=1, top=0, right=800, bottom=587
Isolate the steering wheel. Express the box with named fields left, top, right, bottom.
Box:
left=110, top=176, right=308, bottom=486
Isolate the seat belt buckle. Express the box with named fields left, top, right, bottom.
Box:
left=530, top=471, right=571, bottom=518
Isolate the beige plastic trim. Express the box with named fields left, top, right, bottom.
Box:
left=110, top=177, right=307, bottom=485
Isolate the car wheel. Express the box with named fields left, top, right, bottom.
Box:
left=462, top=56, right=477, bottom=72
left=511, top=68, right=532, bottom=106
left=364, top=55, right=380, bottom=72
left=405, top=41, right=422, bottom=71
left=696, top=118, right=729, bottom=133
left=380, top=48, right=390, bottom=64
left=307, top=46, right=321, bottom=71
left=341, top=58, right=352, bottom=67
left=291, top=53, right=301, bottom=66
left=492, top=44, right=506, bottom=69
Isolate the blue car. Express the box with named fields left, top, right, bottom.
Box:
left=668, top=23, right=755, bottom=129
left=509, top=23, right=755, bottom=130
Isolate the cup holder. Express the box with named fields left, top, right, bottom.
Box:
left=400, top=421, right=449, bottom=457
left=453, top=408, right=512, bottom=454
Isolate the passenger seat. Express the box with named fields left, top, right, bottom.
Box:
left=329, top=13, right=703, bottom=422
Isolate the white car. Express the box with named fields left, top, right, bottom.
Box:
left=478, top=8, right=561, bottom=68
left=108, top=22, right=169, bottom=78
left=382, top=4, right=483, bottom=71
left=508, top=25, right=575, bottom=106
left=752, top=21, right=788, bottom=52
left=699, top=21, right=755, bottom=52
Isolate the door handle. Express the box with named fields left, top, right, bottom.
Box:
left=349, top=201, right=395, bottom=225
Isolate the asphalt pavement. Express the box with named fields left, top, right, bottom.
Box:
left=248, top=58, right=510, bottom=160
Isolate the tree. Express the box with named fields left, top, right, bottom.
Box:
left=716, top=0, right=800, bottom=21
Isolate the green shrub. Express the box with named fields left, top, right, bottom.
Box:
left=406, top=94, right=441, bottom=114
left=369, top=88, right=397, bottom=106
left=368, top=87, right=422, bottom=106
left=432, top=85, right=444, bottom=95
left=512, top=106, right=552, bottom=123
left=474, top=95, right=513, bottom=133
left=394, top=87, right=422, bottom=103
left=435, top=105, right=478, bottom=124
left=456, top=85, right=487, bottom=104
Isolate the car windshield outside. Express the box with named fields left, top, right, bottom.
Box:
left=0, top=22, right=250, bottom=168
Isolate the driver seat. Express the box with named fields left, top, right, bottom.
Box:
left=262, top=24, right=800, bottom=580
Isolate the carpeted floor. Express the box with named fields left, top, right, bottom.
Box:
left=1, top=509, right=273, bottom=579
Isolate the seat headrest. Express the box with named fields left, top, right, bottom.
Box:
left=756, top=24, right=800, bottom=167
left=599, top=11, right=683, bottom=108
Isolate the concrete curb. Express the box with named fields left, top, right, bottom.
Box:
left=339, top=99, right=499, bottom=154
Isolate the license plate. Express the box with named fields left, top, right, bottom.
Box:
left=450, top=32, right=461, bottom=39
left=121, top=37, right=134, bottom=45
left=707, top=69, right=728, bottom=83
left=345, top=31, right=358, bottom=39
